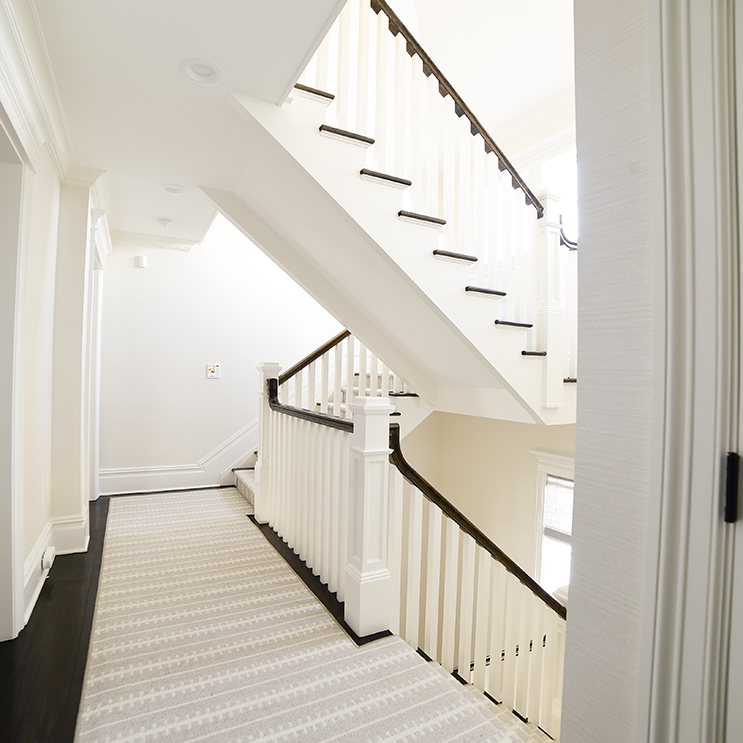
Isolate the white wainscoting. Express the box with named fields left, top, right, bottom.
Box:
left=99, top=418, right=258, bottom=495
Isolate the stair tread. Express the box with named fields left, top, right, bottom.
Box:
left=433, top=249, right=478, bottom=262
left=465, top=286, right=506, bottom=297
left=522, top=350, right=547, bottom=356
left=494, top=319, right=533, bottom=329
left=398, top=209, right=446, bottom=226
left=319, top=123, right=375, bottom=146
left=360, top=168, right=412, bottom=187
left=293, top=83, right=335, bottom=101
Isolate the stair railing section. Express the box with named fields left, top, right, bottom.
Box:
left=276, top=329, right=411, bottom=418
left=387, top=423, right=567, bottom=740
left=296, top=0, right=540, bottom=304
left=256, top=360, right=397, bottom=638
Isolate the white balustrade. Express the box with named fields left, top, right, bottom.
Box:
left=277, top=332, right=405, bottom=418
left=386, top=464, right=566, bottom=740
left=296, top=0, right=578, bottom=382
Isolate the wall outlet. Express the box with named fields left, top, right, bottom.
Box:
left=206, top=364, right=220, bottom=378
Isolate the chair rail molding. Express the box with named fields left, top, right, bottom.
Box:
left=639, top=0, right=738, bottom=740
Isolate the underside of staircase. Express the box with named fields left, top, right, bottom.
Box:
left=200, top=88, right=574, bottom=425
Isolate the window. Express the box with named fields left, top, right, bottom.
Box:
left=530, top=451, right=575, bottom=596
left=540, top=475, right=574, bottom=595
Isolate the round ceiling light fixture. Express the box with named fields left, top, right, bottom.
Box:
left=157, top=218, right=174, bottom=228
left=161, top=183, right=186, bottom=194
left=179, top=57, right=224, bottom=86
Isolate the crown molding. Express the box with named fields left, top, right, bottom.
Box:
left=112, top=230, right=200, bottom=252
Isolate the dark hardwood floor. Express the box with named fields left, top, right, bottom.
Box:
left=0, top=497, right=109, bottom=743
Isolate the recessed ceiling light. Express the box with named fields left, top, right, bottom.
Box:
left=179, top=57, right=224, bottom=86
left=157, top=218, right=174, bottom=228
left=162, top=183, right=185, bottom=194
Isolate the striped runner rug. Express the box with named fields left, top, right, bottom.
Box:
left=75, top=488, right=539, bottom=742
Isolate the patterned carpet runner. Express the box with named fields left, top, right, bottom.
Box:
left=76, top=488, right=548, bottom=742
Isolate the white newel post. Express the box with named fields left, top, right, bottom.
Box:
left=344, top=396, right=395, bottom=637
left=255, top=363, right=281, bottom=524
left=534, top=190, right=566, bottom=408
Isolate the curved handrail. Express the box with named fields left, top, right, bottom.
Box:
left=278, top=329, right=351, bottom=386
left=268, top=369, right=566, bottom=619
left=388, top=423, right=567, bottom=620
left=370, top=0, right=544, bottom=219
left=268, top=378, right=354, bottom=432
left=560, top=227, right=578, bottom=251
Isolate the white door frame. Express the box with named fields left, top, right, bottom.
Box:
left=638, top=0, right=739, bottom=740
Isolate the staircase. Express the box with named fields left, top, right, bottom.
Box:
left=202, top=0, right=577, bottom=427
left=253, top=330, right=568, bottom=740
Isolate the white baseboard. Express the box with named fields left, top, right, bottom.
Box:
left=23, top=519, right=54, bottom=625
left=53, top=513, right=89, bottom=555
left=100, top=419, right=259, bottom=494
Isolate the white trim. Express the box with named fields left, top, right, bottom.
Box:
left=531, top=450, right=575, bottom=586
left=52, top=514, right=89, bottom=555
left=100, top=418, right=260, bottom=494
left=100, top=463, right=203, bottom=478
left=638, top=1, right=738, bottom=740
left=23, top=517, right=53, bottom=625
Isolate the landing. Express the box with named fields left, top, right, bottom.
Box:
left=76, top=488, right=549, bottom=741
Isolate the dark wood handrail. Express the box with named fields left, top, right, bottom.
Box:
left=268, top=378, right=354, bottom=432
left=278, top=329, right=352, bottom=387
left=559, top=226, right=578, bottom=251
left=269, top=367, right=566, bottom=619
left=370, top=0, right=544, bottom=219
left=388, top=423, right=567, bottom=620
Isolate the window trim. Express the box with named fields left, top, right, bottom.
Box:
left=530, top=450, right=575, bottom=587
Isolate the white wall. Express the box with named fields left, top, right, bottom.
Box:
left=99, top=213, right=342, bottom=494
left=401, top=411, right=575, bottom=573
left=560, top=1, right=654, bottom=741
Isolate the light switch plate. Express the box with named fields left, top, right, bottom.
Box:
left=207, top=364, right=220, bottom=378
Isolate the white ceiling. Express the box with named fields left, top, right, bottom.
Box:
left=32, top=0, right=574, bottom=244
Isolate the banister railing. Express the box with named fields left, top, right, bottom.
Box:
left=278, top=329, right=351, bottom=386
left=268, top=377, right=353, bottom=432
left=369, top=0, right=543, bottom=218
left=256, top=333, right=567, bottom=738
left=388, top=423, right=566, bottom=620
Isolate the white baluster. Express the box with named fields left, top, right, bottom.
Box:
left=440, top=517, right=460, bottom=672
left=472, top=546, right=492, bottom=691
left=338, top=432, right=350, bottom=603
left=404, top=483, right=424, bottom=647
left=501, top=578, right=519, bottom=711
left=334, top=342, right=343, bottom=416
left=425, top=74, right=441, bottom=218
left=356, top=0, right=372, bottom=138
left=294, top=369, right=303, bottom=409
left=374, top=10, right=391, bottom=173
left=456, top=114, right=473, bottom=259
left=345, top=335, right=355, bottom=419
left=410, top=54, right=426, bottom=213
left=320, top=352, right=329, bottom=413
left=369, top=352, right=379, bottom=396
left=307, top=361, right=316, bottom=411
left=393, top=32, right=409, bottom=182
left=387, top=465, right=404, bottom=636
left=423, top=500, right=443, bottom=660
left=539, top=607, right=558, bottom=734
left=472, top=134, right=486, bottom=284
left=513, top=584, right=531, bottom=719
left=358, top=342, right=367, bottom=396
left=486, top=562, right=507, bottom=700
left=442, top=98, right=457, bottom=253
left=457, top=532, right=476, bottom=681
left=336, top=2, right=354, bottom=130
left=526, top=597, right=546, bottom=725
